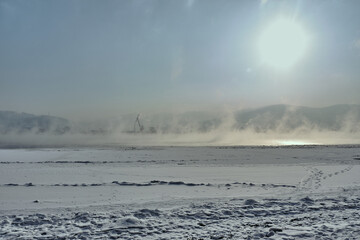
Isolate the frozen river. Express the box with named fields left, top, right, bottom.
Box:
left=1, top=145, right=360, bottom=239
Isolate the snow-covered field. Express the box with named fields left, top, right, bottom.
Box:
left=1, top=145, right=360, bottom=239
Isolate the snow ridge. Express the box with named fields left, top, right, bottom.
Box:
left=1, top=195, right=359, bottom=239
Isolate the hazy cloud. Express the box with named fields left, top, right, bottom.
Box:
left=354, top=39, right=360, bottom=49
left=171, top=46, right=184, bottom=82
left=260, top=0, right=268, bottom=7
left=1, top=1, right=359, bottom=121
left=186, top=0, right=195, bottom=9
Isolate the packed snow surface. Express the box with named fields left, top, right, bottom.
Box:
left=1, top=145, right=360, bottom=239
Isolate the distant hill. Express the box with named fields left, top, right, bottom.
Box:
left=117, top=104, right=360, bottom=134
left=0, top=111, right=71, bottom=134
left=234, top=104, right=360, bottom=133
left=1, top=104, right=359, bottom=135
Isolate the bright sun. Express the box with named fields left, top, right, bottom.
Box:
left=258, top=18, right=309, bottom=70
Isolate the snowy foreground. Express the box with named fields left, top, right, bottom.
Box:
left=1, top=145, right=360, bottom=239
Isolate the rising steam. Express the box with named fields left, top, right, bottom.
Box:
left=1, top=104, right=360, bottom=147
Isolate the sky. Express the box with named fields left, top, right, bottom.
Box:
left=1, top=0, right=360, bottom=120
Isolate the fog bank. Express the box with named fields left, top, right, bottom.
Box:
left=1, top=104, right=360, bottom=147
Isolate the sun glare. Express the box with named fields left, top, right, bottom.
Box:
left=276, top=140, right=317, bottom=146
left=259, top=18, right=309, bottom=70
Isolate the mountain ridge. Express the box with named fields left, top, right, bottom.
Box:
left=1, top=104, right=359, bottom=134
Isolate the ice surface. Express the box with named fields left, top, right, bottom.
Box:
left=0, top=145, right=360, bottom=239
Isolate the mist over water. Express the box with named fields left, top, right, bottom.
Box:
left=1, top=105, right=360, bottom=147
left=2, top=123, right=360, bottom=148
